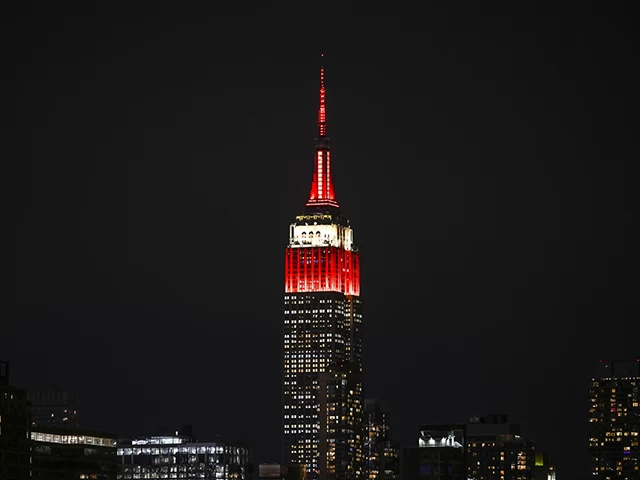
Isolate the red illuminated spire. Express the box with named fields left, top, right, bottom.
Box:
left=318, top=60, right=327, bottom=137
left=307, top=54, right=339, bottom=208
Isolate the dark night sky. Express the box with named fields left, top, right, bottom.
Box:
left=4, top=4, right=639, bottom=479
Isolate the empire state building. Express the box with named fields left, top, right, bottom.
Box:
left=283, top=62, right=364, bottom=480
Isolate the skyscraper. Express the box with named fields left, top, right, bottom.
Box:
left=364, top=399, right=399, bottom=480
left=589, top=360, right=640, bottom=478
left=283, top=60, right=364, bottom=480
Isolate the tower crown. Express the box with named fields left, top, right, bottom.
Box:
left=306, top=56, right=339, bottom=208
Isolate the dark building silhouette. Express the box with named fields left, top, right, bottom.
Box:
left=589, top=360, right=640, bottom=478
left=117, top=428, right=252, bottom=480
left=0, top=360, right=31, bottom=480
left=259, top=463, right=307, bottom=480
left=532, top=453, right=556, bottom=480
left=0, top=360, right=8, bottom=386
left=28, top=388, right=80, bottom=429
left=401, top=424, right=466, bottom=480
left=364, top=399, right=399, bottom=480
left=466, top=415, right=535, bottom=480
left=282, top=60, right=364, bottom=480
left=31, top=426, right=117, bottom=479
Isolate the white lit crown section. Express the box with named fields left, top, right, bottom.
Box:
left=289, top=220, right=354, bottom=251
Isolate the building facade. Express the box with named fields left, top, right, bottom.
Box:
left=589, top=360, right=640, bottom=478
left=401, top=417, right=554, bottom=480
left=466, top=415, right=535, bottom=480
left=28, top=389, right=80, bottom=429
left=402, top=425, right=467, bottom=480
left=0, top=360, right=31, bottom=480
left=532, top=453, right=556, bottom=480
left=259, top=463, right=307, bottom=480
left=364, top=399, right=399, bottom=480
left=283, top=62, right=364, bottom=480
left=117, top=432, right=252, bottom=480
left=31, top=427, right=117, bottom=479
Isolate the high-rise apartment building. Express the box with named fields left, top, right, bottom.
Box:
left=283, top=61, right=364, bottom=480
left=364, top=399, right=399, bottom=480
left=466, top=415, right=535, bottom=480
left=589, top=360, right=640, bottom=478
left=533, top=453, right=556, bottom=480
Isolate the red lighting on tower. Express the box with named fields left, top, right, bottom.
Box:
left=283, top=56, right=363, bottom=479
left=285, top=56, right=360, bottom=295
left=307, top=57, right=338, bottom=208
left=285, top=246, right=360, bottom=296
left=319, top=65, right=326, bottom=136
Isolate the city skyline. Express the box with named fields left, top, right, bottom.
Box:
left=5, top=5, right=639, bottom=480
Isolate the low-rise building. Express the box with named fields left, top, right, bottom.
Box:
left=402, top=424, right=467, bottom=480
left=117, top=429, right=252, bottom=480
left=30, top=427, right=118, bottom=479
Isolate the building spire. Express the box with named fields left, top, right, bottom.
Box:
left=318, top=54, right=327, bottom=137
left=307, top=54, right=339, bottom=208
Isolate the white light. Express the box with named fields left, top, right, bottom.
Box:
left=289, top=223, right=354, bottom=251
